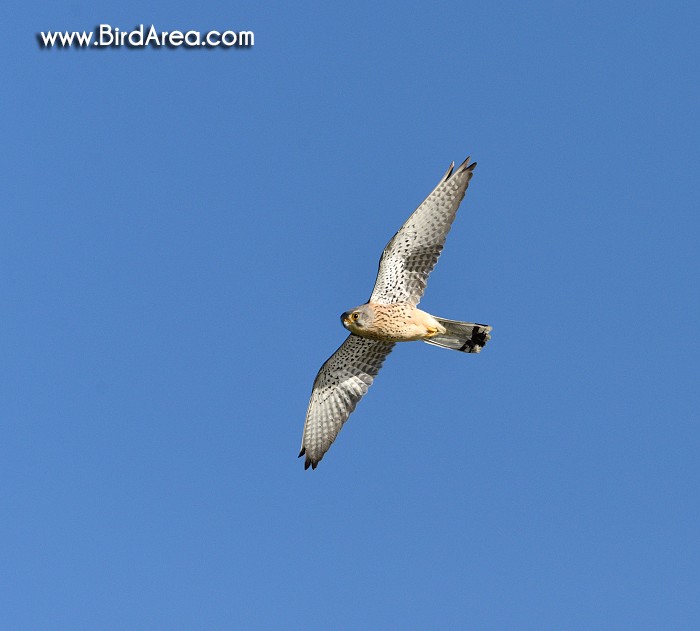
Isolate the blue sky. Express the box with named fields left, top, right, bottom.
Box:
left=4, top=1, right=699, bottom=628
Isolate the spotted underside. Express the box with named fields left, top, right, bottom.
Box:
left=369, top=157, right=476, bottom=306
left=299, top=335, right=395, bottom=469
left=300, top=158, right=480, bottom=469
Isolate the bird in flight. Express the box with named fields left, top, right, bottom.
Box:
left=299, top=157, right=491, bottom=470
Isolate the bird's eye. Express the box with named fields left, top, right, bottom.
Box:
left=352, top=312, right=360, bottom=320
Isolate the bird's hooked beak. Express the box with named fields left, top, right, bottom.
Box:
left=341, top=312, right=351, bottom=327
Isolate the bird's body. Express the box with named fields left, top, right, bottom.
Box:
left=299, top=157, right=491, bottom=469
left=341, top=303, right=443, bottom=342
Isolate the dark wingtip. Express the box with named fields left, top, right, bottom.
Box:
left=300, top=447, right=319, bottom=470
left=303, top=456, right=319, bottom=471
left=442, top=161, right=455, bottom=182
left=456, top=156, right=476, bottom=174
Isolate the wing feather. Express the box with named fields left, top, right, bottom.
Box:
left=369, top=158, right=476, bottom=306
left=299, top=335, right=394, bottom=469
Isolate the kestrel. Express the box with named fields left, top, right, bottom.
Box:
left=299, top=157, right=491, bottom=470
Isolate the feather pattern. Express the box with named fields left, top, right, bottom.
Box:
left=299, top=335, right=395, bottom=469
left=300, top=158, right=487, bottom=470
left=369, top=158, right=476, bottom=306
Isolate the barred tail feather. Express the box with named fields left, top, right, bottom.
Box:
left=424, top=318, right=492, bottom=353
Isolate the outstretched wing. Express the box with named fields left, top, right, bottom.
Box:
left=299, top=335, right=395, bottom=470
left=369, top=158, right=476, bottom=306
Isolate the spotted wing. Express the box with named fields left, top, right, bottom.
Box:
left=299, top=335, right=394, bottom=470
left=369, top=158, right=476, bottom=306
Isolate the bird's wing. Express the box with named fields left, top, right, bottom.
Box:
left=299, top=334, right=395, bottom=469
left=369, top=158, right=476, bottom=306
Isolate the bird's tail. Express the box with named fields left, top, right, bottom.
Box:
left=424, top=318, right=492, bottom=353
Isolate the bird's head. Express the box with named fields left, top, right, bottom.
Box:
left=341, top=304, right=373, bottom=333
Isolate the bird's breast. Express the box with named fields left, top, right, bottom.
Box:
left=359, top=303, right=439, bottom=342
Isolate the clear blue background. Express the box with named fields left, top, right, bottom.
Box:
left=4, top=1, right=699, bottom=629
